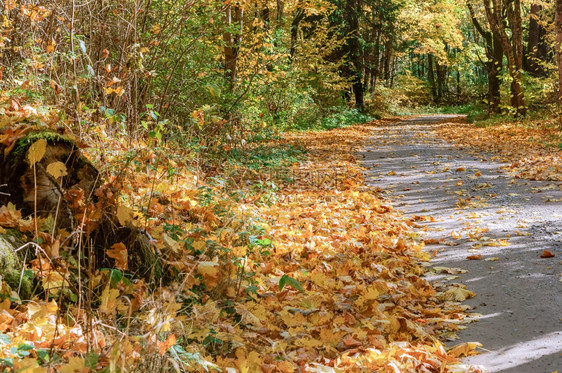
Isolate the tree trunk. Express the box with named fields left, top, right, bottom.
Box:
left=435, top=61, right=447, bottom=103
left=489, top=37, right=503, bottom=113
left=526, top=4, right=546, bottom=76
left=290, top=8, right=305, bottom=59
left=428, top=54, right=437, bottom=101
left=556, top=0, right=562, bottom=106
left=484, top=0, right=526, bottom=116
left=371, top=31, right=381, bottom=94
left=224, top=4, right=243, bottom=90
left=344, top=0, right=364, bottom=112
left=467, top=1, right=502, bottom=113
left=383, top=39, right=392, bottom=86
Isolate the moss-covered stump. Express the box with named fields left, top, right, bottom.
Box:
left=0, top=229, right=31, bottom=299
left=0, top=131, right=99, bottom=227
left=0, top=130, right=164, bottom=287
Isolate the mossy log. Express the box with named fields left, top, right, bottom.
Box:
left=0, top=130, right=163, bottom=291
left=0, top=131, right=98, bottom=224
left=0, top=229, right=31, bottom=299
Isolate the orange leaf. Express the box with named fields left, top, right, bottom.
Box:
left=158, top=334, right=176, bottom=356
left=466, top=254, right=482, bottom=260
left=423, top=238, right=441, bottom=245
left=107, top=242, right=128, bottom=270
left=342, top=334, right=362, bottom=348
left=540, top=250, right=555, bottom=258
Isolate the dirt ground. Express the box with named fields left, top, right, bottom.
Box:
left=359, top=115, right=562, bottom=373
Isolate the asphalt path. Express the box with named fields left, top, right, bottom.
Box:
left=359, top=115, right=562, bottom=373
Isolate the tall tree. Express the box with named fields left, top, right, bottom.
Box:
left=224, top=3, right=244, bottom=90
left=343, top=0, right=364, bottom=111
left=483, top=0, right=526, bottom=116
left=467, top=2, right=503, bottom=113
left=526, top=4, right=548, bottom=77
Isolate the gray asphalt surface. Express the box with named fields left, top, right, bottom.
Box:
left=359, top=115, right=562, bottom=373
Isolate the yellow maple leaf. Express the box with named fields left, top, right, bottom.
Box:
left=197, top=261, right=220, bottom=289
left=192, top=240, right=206, bottom=251
left=441, top=286, right=474, bottom=302
left=100, top=286, right=119, bottom=315
left=116, top=205, right=132, bottom=226
left=448, top=342, right=481, bottom=358
left=58, top=357, right=86, bottom=373
left=234, top=348, right=263, bottom=373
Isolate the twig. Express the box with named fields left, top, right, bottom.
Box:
left=0, top=184, right=9, bottom=196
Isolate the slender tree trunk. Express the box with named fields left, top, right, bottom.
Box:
left=290, top=8, right=304, bottom=59
left=276, top=0, right=284, bottom=27
left=468, top=1, right=502, bottom=112
left=428, top=54, right=437, bottom=101
left=435, top=61, right=447, bottom=103
left=527, top=4, right=546, bottom=76
left=556, top=0, right=562, bottom=105
left=371, top=31, right=381, bottom=93
left=489, top=37, right=503, bottom=113
left=484, top=0, right=526, bottom=116
left=383, top=38, right=392, bottom=86
left=224, top=4, right=243, bottom=90
left=345, top=0, right=364, bottom=111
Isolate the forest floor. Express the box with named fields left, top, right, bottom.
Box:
left=359, top=115, right=562, bottom=373
left=2, top=112, right=561, bottom=372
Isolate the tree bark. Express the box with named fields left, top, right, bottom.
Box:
left=435, top=61, right=447, bottom=103
left=526, top=4, right=547, bottom=76
left=383, top=38, right=392, bottom=86
left=484, top=0, right=526, bottom=116
left=428, top=54, right=437, bottom=101
left=290, top=7, right=305, bottom=59
left=344, top=0, right=364, bottom=111
left=224, top=3, right=243, bottom=90
left=467, top=1, right=502, bottom=113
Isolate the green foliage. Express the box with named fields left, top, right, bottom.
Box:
left=279, top=274, right=304, bottom=293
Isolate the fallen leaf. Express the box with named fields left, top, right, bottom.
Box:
left=466, top=254, right=482, bottom=260
left=27, top=139, right=47, bottom=167
left=423, top=238, right=441, bottom=245
left=197, top=261, right=220, bottom=289
left=158, top=334, right=177, bottom=356
left=99, top=286, right=119, bottom=314
left=540, top=250, right=555, bottom=258
left=448, top=342, right=481, bottom=357
left=116, top=205, right=133, bottom=226
left=107, top=242, right=128, bottom=270
left=46, top=161, right=68, bottom=179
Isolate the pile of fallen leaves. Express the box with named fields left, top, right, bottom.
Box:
left=0, top=107, right=482, bottom=371
left=433, top=120, right=562, bottom=181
